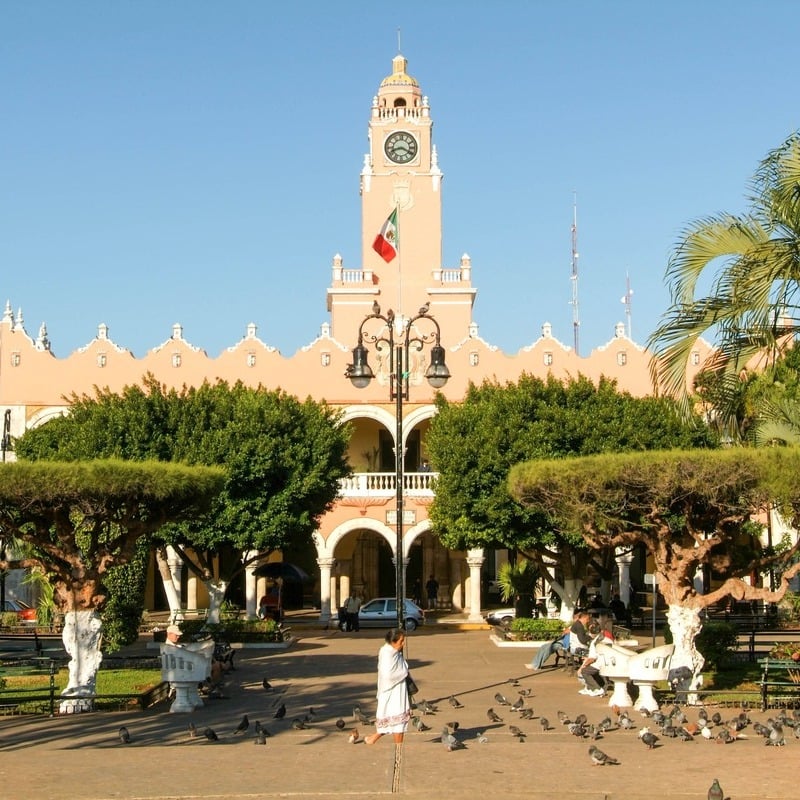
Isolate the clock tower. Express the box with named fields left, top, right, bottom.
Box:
left=327, top=54, right=475, bottom=342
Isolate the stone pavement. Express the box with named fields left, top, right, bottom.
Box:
left=0, top=624, right=796, bottom=800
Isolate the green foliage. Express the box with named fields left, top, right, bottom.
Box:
left=696, top=622, right=739, bottom=668
left=509, top=617, right=564, bottom=640
left=427, top=373, right=713, bottom=554
left=16, top=377, right=350, bottom=562
left=497, top=560, right=537, bottom=603
left=768, top=641, right=800, bottom=659
left=0, top=611, right=17, bottom=629
left=776, top=592, right=800, bottom=626
left=175, top=617, right=283, bottom=642
left=650, top=132, right=800, bottom=429
left=101, top=537, right=150, bottom=653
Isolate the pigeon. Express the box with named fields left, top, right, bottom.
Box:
left=510, top=696, right=524, bottom=712
left=597, top=716, right=614, bottom=733
left=335, top=718, right=346, bottom=730
left=767, top=723, right=785, bottom=746
left=508, top=725, right=525, bottom=739
left=487, top=708, right=503, bottom=723
left=188, top=722, right=197, bottom=739
left=118, top=725, right=131, bottom=744
left=411, top=715, right=431, bottom=732
left=291, top=718, right=307, bottom=730
left=557, top=711, right=572, bottom=726
left=449, top=695, right=464, bottom=709
left=445, top=721, right=460, bottom=732
left=678, top=727, right=694, bottom=742
left=441, top=726, right=465, bottom=750
left=518, top=688, right=533, bottom=697
left=619, top=714, right=636, bottom=731
left=353, top=705, right=370, bottom=723
left=711, top=712, right=723, bottom=727
left=348, top=728, right=360, bottom=744
left=254, top=721, right=271, bottom=737
left=701, top=725, right=713, bottom=740
left=519, top=708, right=535, bottom=720
left=588, top=745, right=619, bottom=766
left=639, top=728, right=659, bottom=749
left=419, top=699, right=438, bottom=714
left=661, top=724, right=679, bottom=738
left=233, top=714, right=249, bottom=735
left=568, top=722, right=587, bottom=738
left=262, top=678, right=273, bottom=691
left=203, top=727, right=219, bottom=741
left=715, top=729, right=734, bottom=744
left=494, top=692, right=510, bottom=706
left=707, top=778, right=724, bottom=800
left=539, top=717, right=551, bottom=732
left=274, top=703, right=287, bottom=719
left=574, top=713, right=587, bottom=726
left=254, top=731, right=267, bottom=745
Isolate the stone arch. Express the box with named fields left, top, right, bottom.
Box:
left=403, top=517, right=432, bottom=558
left=323, top=516, right=397, bottom=558
left=27, top=405, right=69, bottom=430
left=401, top=404, right=436, bottom=449
left=339, top=404, right=395, bottom=431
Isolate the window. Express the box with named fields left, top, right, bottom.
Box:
left=617, top=352, right=627, bottom=366
left=543, top=352, right=553, bottom=366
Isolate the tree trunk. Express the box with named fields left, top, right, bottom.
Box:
left=665, top=604, right=705, bottom=705
left=204, top=579, right=228, bottom=624
left=60, top=609, right=104, bottom=714
left=557, top=578, right=583, bottom=623
left=156, top=547, right=182, bottom=615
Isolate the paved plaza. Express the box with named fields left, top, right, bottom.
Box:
left=0, top=623, right=796, bottom=800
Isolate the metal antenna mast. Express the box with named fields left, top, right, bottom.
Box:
left=621, top=272, right=634, bottom=339
left=569, top=193, right=580, bottom=355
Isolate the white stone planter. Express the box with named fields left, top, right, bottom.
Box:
left=489, top=633, right=551, bottom=648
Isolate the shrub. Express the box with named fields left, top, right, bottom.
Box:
left=696, top=621, right=739, bottom=668
left=509, top=617, right=564, bottom=640
left=176, top=618, right=284, bottom=642
left=776, top=592, right=800, bottom=627
left=0, top=611, right=18, bottom=629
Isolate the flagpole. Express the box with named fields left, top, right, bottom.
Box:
left=395, top=204, right=402, bottom=323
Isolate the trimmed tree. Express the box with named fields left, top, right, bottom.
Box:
left=0, top=459, right=224, bottom=710
left=509, top=447, right=800, bottom=695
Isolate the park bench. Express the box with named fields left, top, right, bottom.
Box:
left=758, top=657, right=800, bottom=711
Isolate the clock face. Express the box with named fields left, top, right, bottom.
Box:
left=384, top=131, right=418, bottom=164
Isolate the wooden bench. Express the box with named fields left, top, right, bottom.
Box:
left=758, top=657, right=800, bottom=711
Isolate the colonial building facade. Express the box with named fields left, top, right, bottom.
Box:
left=0, top=55, right=713, bottom=622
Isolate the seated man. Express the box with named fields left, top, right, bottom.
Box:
left=578, top=621, right=613, bottom=697
left=569, top=609, right=592, bottom=657
left=526, top=628, right=570, bottom=670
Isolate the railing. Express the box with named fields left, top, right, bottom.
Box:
left=338, top=471, right=436, bottom=496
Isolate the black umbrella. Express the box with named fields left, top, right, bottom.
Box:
left=254, top=562, right=311, bottom=582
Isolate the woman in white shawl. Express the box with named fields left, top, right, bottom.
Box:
left=365, top=629, right=411, bottom=745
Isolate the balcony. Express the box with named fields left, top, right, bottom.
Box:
left=338, top=471, right=436, bottom=498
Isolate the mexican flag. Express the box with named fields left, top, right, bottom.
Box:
left=372, top=209, right=398, bottom=263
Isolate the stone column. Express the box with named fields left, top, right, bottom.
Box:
left=243, top=550, right=259, bottom=619
left=186, top=574, right=198, bottom=611
left=615, top=548, right=634, bottom=606
left=317, top=557, right=336, bottom=623
left=166, top=545, right=183, bottom=605
left=448, top=558, right=463, bottom=612
left=466, top=549, right=485, bottom=622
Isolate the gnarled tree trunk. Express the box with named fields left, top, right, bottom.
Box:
left=60, top=610, right=104, bottom=713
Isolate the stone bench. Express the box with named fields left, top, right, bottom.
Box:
left=596, top=642, right=639, bottom=708
left=160, top=640, right=214, bottom=713
left=629, top=643, right=675, bottom=712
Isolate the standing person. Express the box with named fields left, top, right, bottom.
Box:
left=365, top=629, right=411, bottom=745
left=425, top=574, right=439, bottom=611
left=344, top=589, right=362, bottom=632
left=411, top=578, right=422, bottom=606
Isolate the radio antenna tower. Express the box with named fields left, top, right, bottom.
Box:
left=621, top=272, right=634, bottom=339
left=569, top=193, right=580, bottom=355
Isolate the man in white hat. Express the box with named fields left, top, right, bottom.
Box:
left=165, top=624, right=183, bottom=646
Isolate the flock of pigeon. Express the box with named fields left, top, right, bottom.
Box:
left=111, top=668, right=798, bottom=799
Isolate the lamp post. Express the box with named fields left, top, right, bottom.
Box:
left=346, top=302, right=450, bottom=630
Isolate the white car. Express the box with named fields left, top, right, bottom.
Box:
left=358, top=598, right=425, bottom=631
left=485, top=607, right=516, bottom=627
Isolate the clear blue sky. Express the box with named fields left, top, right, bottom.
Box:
left=3, top=1, right=798, bottom=359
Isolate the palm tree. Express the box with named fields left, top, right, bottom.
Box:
left=649, top=132, right=800, bottom=437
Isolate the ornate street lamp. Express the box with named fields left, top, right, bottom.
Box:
left=346, top=302, right=450, bottom=630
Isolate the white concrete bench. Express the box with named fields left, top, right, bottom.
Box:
left=629, top=643, right=675, bottom=713
left=596, top=642, right=638, bottom=708
left=160, top=640, right=215, bottom=713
